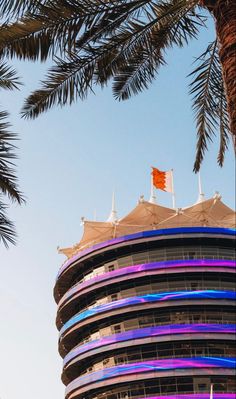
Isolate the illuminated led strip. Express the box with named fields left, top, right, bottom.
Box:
left=132, top=395, right=236, bottom=399
left=59, top=259, right=236, bottom=308
left=57, top=227, right=236, bottom=278
left=60, top=290, right=236, bottom=336
left=66, top=357, right=236, bottom=394
left=63, top=324, right=236, bottom=366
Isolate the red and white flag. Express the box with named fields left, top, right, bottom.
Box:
left=151, top=167, right=173, bottom=193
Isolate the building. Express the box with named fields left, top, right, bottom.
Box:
left=54, top=195, right=236, bottom=399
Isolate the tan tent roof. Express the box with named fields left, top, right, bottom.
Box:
left=120, top=201, right=175, bottom=226
left=58, top=195, right=236, bottom=258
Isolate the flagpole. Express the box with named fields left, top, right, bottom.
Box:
left=197, top=171, right=204, bottom=203
left=150, top=173, right=157, bottom=203
left=171, top=169, right=176, bottom=209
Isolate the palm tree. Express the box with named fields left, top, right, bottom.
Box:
left=0, top=62, right=24, bottom=247
left=0, top=0, right=235, bottom=170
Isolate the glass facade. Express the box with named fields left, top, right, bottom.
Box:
left=55, top=228, right=236, bottom=399
left=83, top=377, right=236, bottom=399
left=58, top=273, right=235, bottom=323
left=70, top=246, right=236, bottom=288
left=66, top=340, right=236, bottom=379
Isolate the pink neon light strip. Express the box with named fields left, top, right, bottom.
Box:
left=59, top=259, right=235, bottom=308
left=133, top=395, right=236, bottom=399
left=63, top=323, right=236, bottom=367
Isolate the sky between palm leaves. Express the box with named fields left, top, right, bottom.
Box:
left=0, top=4, right=235, bottom=399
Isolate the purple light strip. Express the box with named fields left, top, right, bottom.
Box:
left=60, top=290, right=236, bottom=336
left=57, top=227, right=235, bottom=279
left=66, top=357, right=236, bottom=393
left=63, top=324, right=236, bottom=367
left=133, top=395, right=236, bottom=399
left=59, top=259, right=236, bottom=308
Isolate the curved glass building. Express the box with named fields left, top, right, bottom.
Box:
left=54, top=196, right=236, bottom=399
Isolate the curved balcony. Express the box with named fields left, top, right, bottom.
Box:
left=57, top=259, right=236, bottom=316
left=65, top=357, right=236, bottom=399
left=63, top=324, right=236, bottom=369
left=54, top=227, right=236, bottom=302
left=60, top=290, right=236, bottom=338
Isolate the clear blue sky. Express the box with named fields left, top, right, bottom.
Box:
left=0, top=21, right=235, bottom=399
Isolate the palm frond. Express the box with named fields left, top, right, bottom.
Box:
left=0, top=111, right=20, bottom=247
left=217, top=81, right=229, bottom=166
left=0, top=110, right=25, bottom=204
left=21, top=55, right=96, bottom=118
left=0, top=1, right=83, bottom=60
left=0, top=62, right=21, bottom=90
left=110, top=0, right=203, bottom=100
left=21, top=0, right=204, bottom=117
left=79, top=0, right=203, bottom=99
left=0, top=0, right=143, bottom=61
left=0, top=0, right=46, bottom=19
left=189, top=39, right=230, bottom=171
left=0, top=198, right=17, bottom=248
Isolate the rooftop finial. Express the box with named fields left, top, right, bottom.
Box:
left=197, top=172, right=205, bottom=203
left=213, top=191, right=221, bottom=199
left=139, top=194, right=145, bottom=203
left=80, top=216, right=85, bottom=226
left=107, top=191, right=118, bottom=223
left=213, top=191, right=222, bottom=203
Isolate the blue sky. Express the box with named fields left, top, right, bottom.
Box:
left=0, top=19, right=235, bottom=399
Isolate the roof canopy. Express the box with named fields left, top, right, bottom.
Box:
left=58, top=195, right=236, bottom=258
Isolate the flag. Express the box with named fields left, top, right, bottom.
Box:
left=151, top=167, right=173, bottom=193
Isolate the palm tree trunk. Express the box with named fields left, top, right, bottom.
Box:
left=204, top=0, right=236, bottom=150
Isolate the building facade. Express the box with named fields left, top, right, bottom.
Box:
left=54, top=197, right=236, bottom=399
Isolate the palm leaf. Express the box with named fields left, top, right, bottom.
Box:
left=21, top=55, right=96, bottom=118
left=0, top=1, right=84, bottom=60
left=0, top=110, right=24, bottom=247
left=0, top=62, right=21, bottom=90
left=189, top=39, right=230, bottom=171
left=0, top=110, right=25, bottom=204
left=21, top=0, right=204, bottom=117
left=110, top=0, right=203, bottom=100
left=0, top=198, right=17, bottom=247
left=0, top=0, right=45, bottom=19
left=0, top=0, right=141, bottom=61
left=217, top=80, right=229, bottom=166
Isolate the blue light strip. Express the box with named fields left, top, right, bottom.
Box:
left=66, top=357, right=236, bottom=394
left=58, top=259, right=236, bottom=308
left=60, top=290, right=236, bottom=336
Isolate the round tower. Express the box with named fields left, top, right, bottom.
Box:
left=55, top=197, right=236, bottom=399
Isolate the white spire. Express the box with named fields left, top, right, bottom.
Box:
left=149, top=175, right=157, bottom=204
left=107, top=191, right=118, bottom=223
left=197, top=172, right=205, bottom=203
